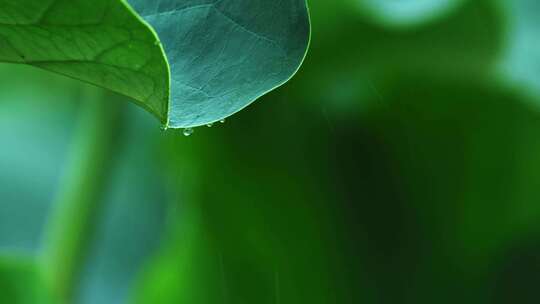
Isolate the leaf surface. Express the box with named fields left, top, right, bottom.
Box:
left=0, top=0, right=310, bottom=128
left=128, top=0, right=311, bottom=127
left=0, top=0, right=170, bottom=123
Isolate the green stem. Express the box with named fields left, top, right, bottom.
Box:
left=42, top=86, right=121, bottom=303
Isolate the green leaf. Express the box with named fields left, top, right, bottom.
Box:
left=0, top=0, right=170, bottom=124
left=0, top=0, right=310, bottom=128
left=128, top=0, right=311, bottom=128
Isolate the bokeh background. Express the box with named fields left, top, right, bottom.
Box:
left=2, top=0, right=540, bottom=303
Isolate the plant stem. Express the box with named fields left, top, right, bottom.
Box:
left=42, top=86, right=122, bottom=303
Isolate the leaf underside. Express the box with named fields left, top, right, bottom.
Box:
left=122, top=0, right=310, bottom=128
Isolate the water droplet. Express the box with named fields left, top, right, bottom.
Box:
left=219, top=119, right=226, bottom=124
left=206, top=123, right=214, bottom=127
left=183, top=128, right=194, bottom=137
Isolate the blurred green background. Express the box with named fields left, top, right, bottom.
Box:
left=2, top=0, right=540, bottom=303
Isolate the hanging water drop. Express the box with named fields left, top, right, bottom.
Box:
left=219, top=119, right=226, bottom=124
left=183, top=128, right=194, bottom=136
left=206, top=123, right=214, bottom=127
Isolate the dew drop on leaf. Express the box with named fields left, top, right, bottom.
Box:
left=219, top=119, right=226, bottom=124
left=182, top=128, right=194, bottom=136
left=206, top=123, right=213, bottom=127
